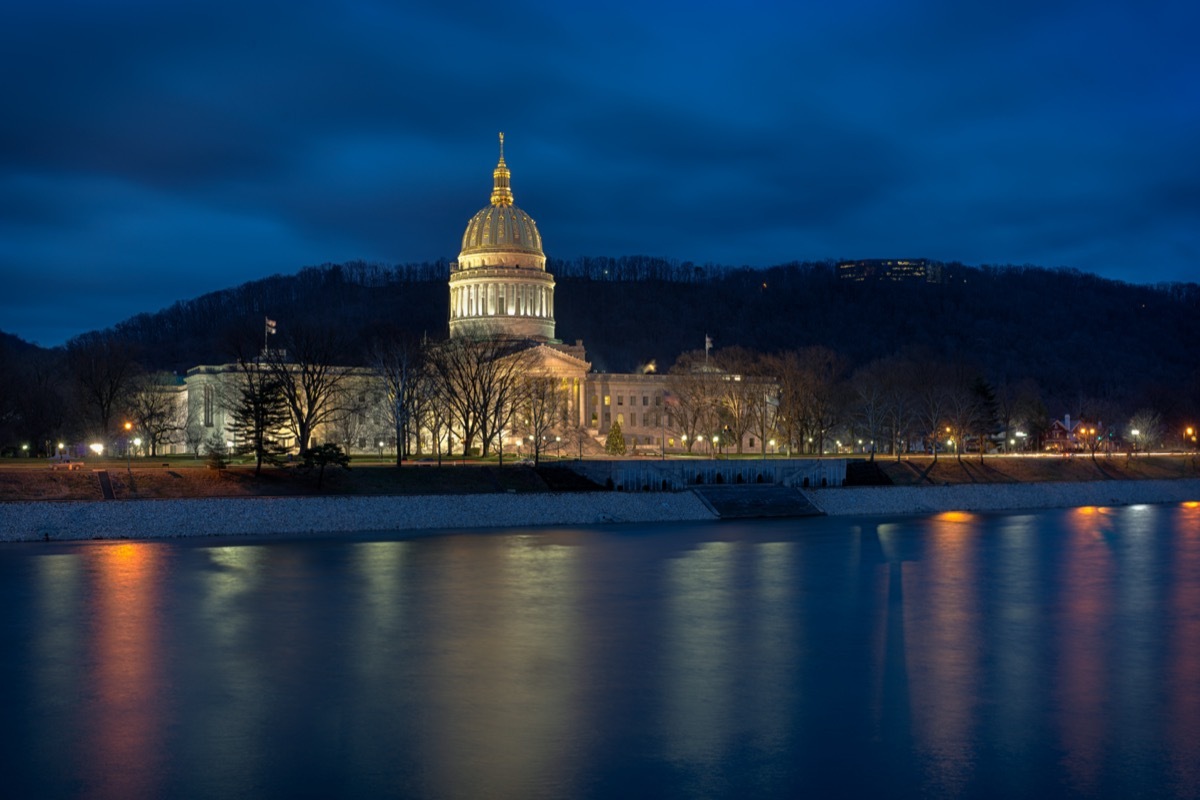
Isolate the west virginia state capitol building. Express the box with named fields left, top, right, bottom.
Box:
left=446, top=135, right=594, bottom=434
left=184, top=136, right=749, bottom=457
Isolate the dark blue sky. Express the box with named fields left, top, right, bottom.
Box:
left=3, top=0, right=1198, bottom=347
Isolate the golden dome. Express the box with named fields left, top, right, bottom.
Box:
left=459, top=133, right=544, bottom=260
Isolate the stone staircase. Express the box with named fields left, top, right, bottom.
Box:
left=692, top=485, right=823, bottom=519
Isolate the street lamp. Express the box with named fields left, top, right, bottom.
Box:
left=1131, top=428, right=1140, bottom=455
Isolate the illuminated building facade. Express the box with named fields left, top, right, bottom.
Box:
left=837, top=258, right=943, bottom=283
left=449, top=134, right=557, bottom=342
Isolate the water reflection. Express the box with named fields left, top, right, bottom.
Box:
left=663, top=540, right=736, bottom=773
left=422, top=535, right=581, bottom=798
left=1057, top=507, right=1117, bottom=795
left=1168, top=502, right=1200, bottom=796
left=2, top=503, right=1200, bottom=799
left=906, top=511, right=980, bottom=796
left=83, top=543, right=168, bottom=800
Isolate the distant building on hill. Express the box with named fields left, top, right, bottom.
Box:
left=837, top=258, right=944, bottom=283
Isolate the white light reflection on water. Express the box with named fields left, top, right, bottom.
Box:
left=992, top=513, right=1044, bottom=783
left=663, top=540, right=736, bottom=777
left=422, top=533, right=581, bottom=798
left=749, top=540, right=797, bottom=755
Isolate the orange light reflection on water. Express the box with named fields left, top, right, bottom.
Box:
left=933, top=511, right=978, bottom=524
left=83, top=543, right=166, bottom=800
left=907, top=514, right=978, bottom=796
left=1055, top=507, right=1115, bottom=795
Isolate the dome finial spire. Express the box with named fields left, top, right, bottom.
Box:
left=490, top=132, right=513, bottom=206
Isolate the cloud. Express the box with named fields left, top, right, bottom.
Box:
left=2, top=0, right=1199, bottom=345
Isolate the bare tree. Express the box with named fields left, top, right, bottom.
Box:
left=126, top=371, right=186, bottom=456
left=183, top=404, right=206, bottom=457
left=771, top=347, right=846, bottom=454
left=1127, top=408, right=1165, bottom=453
left=851, top=360, right=889, bottom=461
left=369, top=330, right=424, bottom=466
left=713, top=346, right=760, bottom=454
left=265, top=323, right=355, bottom=455
left=516, top=376, right=565, bottom=466
left=914, top=360, right=953, bottom=463
left=878, top=356, right=919, bottom=460
left=425, top=330, right=534, bottom=457
left=666, top=350, right=722, bottom=453
left=65, top=332, right=141, bottom=440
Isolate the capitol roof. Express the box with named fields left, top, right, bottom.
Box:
left=459, top=133, right=544, bottom=259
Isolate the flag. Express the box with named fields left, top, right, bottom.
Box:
left=266, top=317, right=277, bottom=335
left=705, top=335, right=712, bottom=354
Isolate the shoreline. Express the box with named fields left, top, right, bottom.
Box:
left=2, top=478, right=1199, bottom=542
left=0, top=492, right=717, bottom=543
left=803, top=478, right=1200, bottom=517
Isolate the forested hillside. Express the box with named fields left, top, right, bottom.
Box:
left=3, top=257, right=1199, bottom=454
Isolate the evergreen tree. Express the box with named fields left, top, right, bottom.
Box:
left=605, top=420, right=627, bottom=456
left=227, top=358, right=290, bottom=475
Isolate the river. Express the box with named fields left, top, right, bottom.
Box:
left=2, top=503, right=1198, bottom=799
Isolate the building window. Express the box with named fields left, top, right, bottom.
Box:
left=604, top=395, right=610, bottom=407
left=642, top=396, right=649, bottom=406
left=203, top=384, right=214, bottom=427
left=655, top=395, right=662, bottom=406
left=617, top=396, right=623, bottom=406
left=617, top=413, right=624, bottom=426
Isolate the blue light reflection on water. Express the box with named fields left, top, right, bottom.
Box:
left=2, top=503, right=1199, bottom=799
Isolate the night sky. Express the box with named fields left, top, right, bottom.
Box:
left=3, top=0, right=1198, bottom=347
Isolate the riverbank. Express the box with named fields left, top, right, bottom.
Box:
left=0, top=492, right=716, bottom=542
left=804, top=478, right=1200, bottom=516
left=3, top=478, right=1200, bottom=542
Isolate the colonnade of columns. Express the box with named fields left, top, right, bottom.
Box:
left=450, top=281, right=554, bottom=320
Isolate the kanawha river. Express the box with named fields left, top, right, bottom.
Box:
left=2, top=504, right=1199, bottom=799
